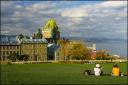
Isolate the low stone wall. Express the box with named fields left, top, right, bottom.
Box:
left=1, top=59, right=127, bottom=65
left=0, top=61, right=11, bottom=65
left=56, top=60, right=127, bottom=64
left=11, top=61, right=51, bottom=64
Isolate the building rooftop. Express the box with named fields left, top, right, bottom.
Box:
left=0, top=35, right=48, bottom=45
left=21, top=38, right=48, bottom=44
left=0, top=35, right=19, bottom=45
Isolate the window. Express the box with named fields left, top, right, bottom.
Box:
left=8, top=46, right=10, bottom=49
left=7, top=46, right=10, bottom=49
left=10, top=51, right=12, bottom=54
left=3, top=51, right=5, bottom=55
left=1, top=46, right=4, bottom=49
left=35, top=50, right=38, bottom=54
left=17, top=46, right=19, bottom=49
left=1, top=52, right=3, bottom=55
left=7, top=51, right=9, bottom=55
left=10, top=46, right=12, bottom=49
left=17, top=51, right=19, bottom=54
left=13, top=46, right=15, bottom=49
left=0, top=46, right=3, bottom=50
left=6, top=46, right=8, bottom=49
left=4, top=46, right=5, bottom=50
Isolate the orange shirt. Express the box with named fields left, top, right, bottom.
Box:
left=112, top=67, right=120, bottom=76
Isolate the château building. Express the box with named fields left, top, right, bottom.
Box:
left=42, top=19, right=60, bottom=43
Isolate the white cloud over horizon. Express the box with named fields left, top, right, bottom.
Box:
left=1, top=1, right=127, bottom=40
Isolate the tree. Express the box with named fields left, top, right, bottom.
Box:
left=68, top=43, right=90, bottom=60
left=17, top=34, right=24, bottom=40
left=20, top=55, right=29, bottom=61
left=7, top=53, right=29, bottom=61
left=58, top=40, right=91, bottom=60
left=96, top=50, right=110, bottom=60
left=7, top=53, right=19, bottom=62
left=24, top=35, right=30, bottom=39
left=33, top=28, right=42, bottom=39
left=57, top=39, right=69, bottom=60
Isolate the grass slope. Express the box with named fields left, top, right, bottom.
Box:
left=1, top=63, right=128, bottom=84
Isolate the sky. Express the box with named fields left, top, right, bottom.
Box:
left=1, top=1, right=127, bottom=40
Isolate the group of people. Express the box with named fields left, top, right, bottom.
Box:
left=84, top=63, right=128, bottom=76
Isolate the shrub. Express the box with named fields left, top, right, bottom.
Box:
left=0, top=61, right=11, bottom=65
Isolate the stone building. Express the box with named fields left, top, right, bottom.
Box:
left=0, top=44, right=20, bottom=61
left=0, top=35, right=48, bottom=61
left=0, top=35, right=20, bottom=61
left=21, top=39, right=48, bottom=61
left=87, top=43, right=97, bottom=59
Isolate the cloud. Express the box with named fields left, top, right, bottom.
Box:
left=1, top=1, right=127, bottom=41
left=61, top=7, right=88, bottom=17
left=61, top=1, right=127, bottom=18
left=99, top=1, right=127, bottom=8
left=60, top=1, right=127, bottom=39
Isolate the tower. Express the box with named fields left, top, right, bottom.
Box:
left=42, top=19, right=60, bottom=43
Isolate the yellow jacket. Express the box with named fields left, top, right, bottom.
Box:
left=112, top=67, right=120, bottom=76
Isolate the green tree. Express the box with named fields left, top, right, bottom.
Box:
left=33, top=28, right=42, bottom=39
left=17, top=34, right=24, bottom=40
left=7, top=53, right=29, bottom=61
left=7, top=53, right=19, bottom=62
left=19, top=55, right=29, bottom=61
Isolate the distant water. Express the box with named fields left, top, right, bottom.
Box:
left=86, top=41, right=127, bottom=57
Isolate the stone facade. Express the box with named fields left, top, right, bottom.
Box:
left=0, top=44, right=20, bottom=61
left=21, top=42, right=47, bottom=61
left=0, top=35, right=48, bottom=61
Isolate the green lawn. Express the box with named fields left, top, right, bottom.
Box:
left=1, top=63, right=128, bottom=84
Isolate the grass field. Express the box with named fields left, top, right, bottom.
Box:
left=1, top=63, right=128, bottom=85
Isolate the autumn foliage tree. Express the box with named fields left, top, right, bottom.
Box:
left=58, top=38, right=70, bottom=60
left=68, top=43, right=90, bottom=60
left=58, top=39, right=91, bottom=60
left=96, top=50, right=110, bottom=60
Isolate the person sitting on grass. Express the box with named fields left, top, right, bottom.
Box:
left=111, top=64, right=121, bottom=76
left=94, top=64, right=103, bottom=76
left=83, top=69, right=92, bottom=75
